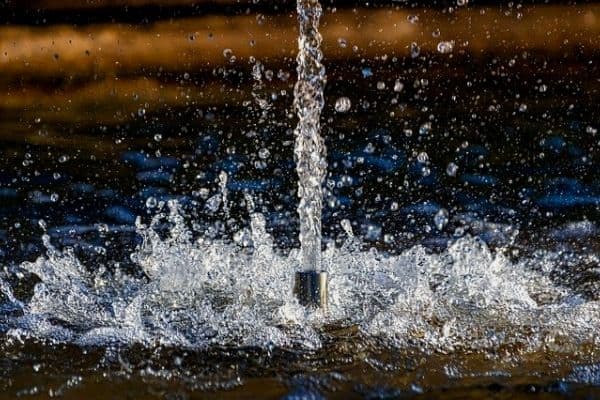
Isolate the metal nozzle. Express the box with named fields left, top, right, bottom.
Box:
left=294, top=270, right=328, bottom=309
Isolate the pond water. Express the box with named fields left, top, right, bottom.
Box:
left=1, top=2, right=600, bottom=398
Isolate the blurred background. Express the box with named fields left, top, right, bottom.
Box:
left=0, top=0, right=599, bottom=264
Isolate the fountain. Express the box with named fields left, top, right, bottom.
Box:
left=293, top=0, right=328, bottom=308
left=1, top=1, right=600, bottom=397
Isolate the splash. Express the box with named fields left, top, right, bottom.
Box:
left=294, top=0, right=327, bottom=271
left=1, top=0, right=599, bottom=362
left=3, top=201, right=600, bottom=354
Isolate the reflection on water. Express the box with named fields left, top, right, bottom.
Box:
left=0, top=2, right=600, bottom=398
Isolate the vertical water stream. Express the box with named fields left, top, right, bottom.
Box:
left=294, top=0, right=327, bottom=271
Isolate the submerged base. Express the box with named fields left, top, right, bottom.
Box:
left=294, top=271, right=328, bottom=309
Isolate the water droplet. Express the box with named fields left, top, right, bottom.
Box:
left=407, top=15, right=419, bottom=24
left=519, top=103, right=528, bottom=112
left=337, top=38, right=347, bottom=48
left=154, top=134, right=162, bottom=142
left=58, top=155, right=69, bottom=163
left=146, top=197, right=158, bottom=208
left=446, top=162, right=459, bottom=176
left=50, top=193, right=59, bottom=202
left=233, top=229, right=252, bottom=247
left=252, top=62, right=262, bottom=80
left=393, top=80, right=404, bottom=92
left=376, top=81, right=386, bottom=90
left=254, top=160, right=267, bottom=169
left=258, top=148, right=270, bottom=159
left=419, top=122, right=432, bottom=135
left=410, top=42, right=420, bottom=58
left=277, top=70, right=290, bottom=81
left=340, top=219, right=354, bottom=237
left=193, top=188, right=208, bottom=199
left=223, top=48, right=235, bottom=63
left=365, top=223, right=382, bottom=241
left=205, top=194, right=222, bottom=213
left=335, top=97, right=352, bottom=113
left=218, top=171, right=228, bottom=189
left=434, top=208, right=450, bottom=230
left=437, top=41, right=454, bottom=54
left=417, top=152, right=429, bottom=163
left=94, top=246, right=106, bottom=255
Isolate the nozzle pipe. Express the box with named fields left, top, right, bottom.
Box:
left=294, top=270, right=328, bottom=309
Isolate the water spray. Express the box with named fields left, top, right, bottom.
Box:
left=293, top=0, right=328, bottom=309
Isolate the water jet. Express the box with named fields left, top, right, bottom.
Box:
left=293, top=0, right=328, bottom=308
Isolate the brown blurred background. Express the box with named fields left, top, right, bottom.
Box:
left=1, top=1, right=599, bottom=132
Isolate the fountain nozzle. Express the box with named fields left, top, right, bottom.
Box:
left=294, top=270, right=328, bottom=309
